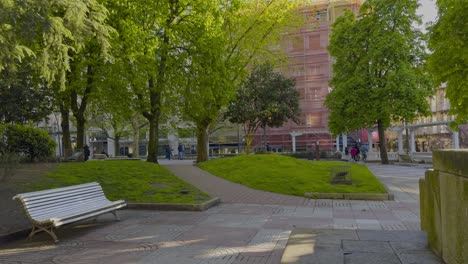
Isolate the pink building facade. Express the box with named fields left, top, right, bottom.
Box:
left=253, top=1, right=362, bottom=153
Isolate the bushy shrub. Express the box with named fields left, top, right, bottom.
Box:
left=0, top=124, right=56, bottom=161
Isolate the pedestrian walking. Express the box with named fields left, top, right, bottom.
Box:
left=178, top=144, right=184, bottom=160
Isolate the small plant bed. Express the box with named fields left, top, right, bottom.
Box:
left=26, top=160, right=210, bottom=204
left=198, top=154, right=387, bottom=196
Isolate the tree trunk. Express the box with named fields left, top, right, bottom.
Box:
left=131, top=115, right=140, bottom=158
left=263, top=126, right=267, bottom=150
left=59, top=104, right=72, bottom=158
left=196, top=125, right=209, bottom=163
left=146, top=117, right=159, bottom=163
left=70, top=65, right=93, bottom=149
left=245, top=134, right=254, bottom=154
left=377, top=120, right=389, bottom=164
left=75, top=116, right=85, bottom=149
left=114, top=135, right=120, bottom=156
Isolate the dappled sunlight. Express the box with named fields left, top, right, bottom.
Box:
left=0, top=244, right=57, bottom=255
left=281, top=235, right=318, bottom=263
left=158, top=239, right=204, bottom=249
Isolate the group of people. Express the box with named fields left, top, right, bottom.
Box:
left=346, top=144, right=368, bottom=162
left=165, top=144, right=185, bottom=160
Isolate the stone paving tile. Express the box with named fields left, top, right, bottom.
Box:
left=310, top=207, right=333, bottom=218
left=271, top=206, right=297, bottom=216
left=176, top=226, right=257, bottom=247
left=51, top=241, right=159, bottom=264
left=344, top=252, right=401, bottom=264
left=198, top=214, right=269, bottom=229
left=333, top=219, right=358, bottom=230
left=356, top=219, right=382, bottom=230
left=263, top=216, right=334, bottom=230
left=357, top=230, right=427, bottom=243
left=138, top=211, right=209, bottom=225
left=392, top=210, right=420, bottom=222
left=380, top=221, right=409, bottom=231
left=366, top=201, right=389, bottom=210
left=373, top=211, right=401, bottom=222
left=333, top=200, right=351, bottom=208
left=217, top=204, right=276, bottom=216
left=246, top=229, right=290, bottom=252
left=342, top=240, right=393, bottom=253
left=104, top=224, right=193, bottom=243
left=195, top=246, right=240, bottom=264
left=352, top=209, right=377, bottom=220
left=332, top=209, right=355, bottom=219
left=291, top=207, right=315, bottom=218
left=398, top=253, right=443, bottom=264
left=314, top=199, right=334, bottom=208
left=389, top=241, right=434, bottom=254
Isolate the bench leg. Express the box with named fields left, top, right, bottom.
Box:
left=29, top=224, right=59, bottom=243
left=111, top=211, right=120, bottom=221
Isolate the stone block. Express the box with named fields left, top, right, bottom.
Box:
left=421, top=150, right=468, bottom=264
left=439, top=171, right=468, bottom=264
left=421, top=169, right=443, bottom=257
left=432, top=150, right=468, bottom=178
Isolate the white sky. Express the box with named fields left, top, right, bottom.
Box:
left=417, top=0, right=438, bottom=26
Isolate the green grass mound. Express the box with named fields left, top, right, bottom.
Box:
left=28, top=160, right=210, bottom=204
left=199, top=154, right=387, bottom=196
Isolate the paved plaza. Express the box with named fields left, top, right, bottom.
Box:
left=0, top=160, right=441, bottom=263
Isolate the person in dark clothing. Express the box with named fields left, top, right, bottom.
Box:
left=177, top=144, right=184, bottom=160
left=83, top=145, right=90, bottom=161
left=165, top=145, right=172, bottom=160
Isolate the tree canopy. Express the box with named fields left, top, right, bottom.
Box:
left=0, top=0, right=114, bottom=88
left=427, top=0, right=468, bottom=128
left=180, top=0, right=307, bottom=162
left=325, top=0, right=432, bottom=164
left=227, top=63, right=300, bottom=153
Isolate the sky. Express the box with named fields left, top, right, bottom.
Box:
left=417, top=0, right=438, bottom=26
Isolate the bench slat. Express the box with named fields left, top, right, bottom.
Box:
left=34, top=200, right=125, bottom=224
left=19, top=186, right=104, bottom=205
left=24, top=191, right=104, bottom=211
left=13, top=182, right=101, bottom=199
left=29, top=196, right=111, bottom=219
left=56, top=203, right=126, bottom=226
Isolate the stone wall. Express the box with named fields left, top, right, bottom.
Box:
left=420, top=150, right=468, bottom=264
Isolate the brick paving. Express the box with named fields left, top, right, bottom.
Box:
left=0, top=160, right=441, bottom=263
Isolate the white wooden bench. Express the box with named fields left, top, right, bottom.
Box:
left=13, top=182, right=126, bottom=243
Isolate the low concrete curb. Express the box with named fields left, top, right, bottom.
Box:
left=304, top=192, right=394, bottom=200
left=127, top=197, right=221, bottom=211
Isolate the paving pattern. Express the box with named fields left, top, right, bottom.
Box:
left=0, top=161, right=441, bottom=263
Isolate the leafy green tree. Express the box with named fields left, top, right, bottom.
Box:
left=325, top=0, right=432, bottom=164
left=1, top=0, right=115, bottom=154
left=427, top=0, right=468, bottom=128
left=227, top=63, right=300, bottom=153
left=0, top=60, right=54, bottom=124
left=101, top=0, right=207, bottom=163
left=181, top=0, right=307, bottom=162
left=0, top=0, right=114, bottom=88
left=0, top=124, right=56, bottom=162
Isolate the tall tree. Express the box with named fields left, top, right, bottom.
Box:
left=427, top=0, right=468, bottom=128
left=227, top=63, right=300, bottom=153
left=325, top=0, right=432, bottom=164
left=182, top=0, right=307, bottom=162
left=0, top=0, right=114, bottom=88
left=102, top=0, right=208, bottom=163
